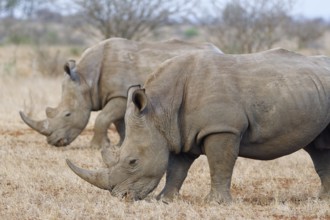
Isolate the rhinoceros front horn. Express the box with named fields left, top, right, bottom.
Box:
left=19, top=111, right=51, bottom=136
left=66, top=159, right=112, bottom=190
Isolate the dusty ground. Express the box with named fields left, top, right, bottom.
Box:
left=1, top=46, right=330, bottom=219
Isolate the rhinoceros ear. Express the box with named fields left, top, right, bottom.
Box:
left=64, top=60, right=79, bottom=82
left=132, top=89, right=147, bottom=113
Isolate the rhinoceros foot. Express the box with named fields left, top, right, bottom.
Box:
left=319, top=186, right=330, bottom=200
left=90, top=135, right=110, bottom=149
left=156, top=190, right=180, bottom=204
left=204, top=191, right=232, bottom=205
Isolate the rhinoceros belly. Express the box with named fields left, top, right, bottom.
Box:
left=239, top=106, right=330, bottom=160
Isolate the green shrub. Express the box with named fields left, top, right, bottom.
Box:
left=184, top=27, right=199, bottom=39
left=69, top=47, right=82, bottom=56
left=7, top=34, right=32, bottom=45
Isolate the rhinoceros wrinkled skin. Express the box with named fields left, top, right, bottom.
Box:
left=19, top=38, right=222, bottom=148
left=67, top=49, right=330, bottom=203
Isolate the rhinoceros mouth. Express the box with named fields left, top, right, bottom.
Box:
left=55, top=138, right=69, bottom=146
left=110, top=189, right=144, bottom=201
left=47, top=136, right=70, bottom=147
left=110, top=190, right=127, bottom=199
left=109, top=179, right=157, bottom=201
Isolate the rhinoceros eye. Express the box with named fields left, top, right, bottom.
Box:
left=129, top=159, right=138, bottom=166
left=64, top=112, right=71, bottom=117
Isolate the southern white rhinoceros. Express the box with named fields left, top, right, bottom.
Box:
left=19, top=38, right=221, bottom=148
left=66, top=49, right=330, bottom=203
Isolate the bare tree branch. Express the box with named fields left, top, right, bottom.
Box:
left=74, top=0, right=196, bottom=40
left=285, top=17, right=327, bottom=49
left=202, top=0, right=295, bottom=53
left=0, top=0, right=58, bottom=18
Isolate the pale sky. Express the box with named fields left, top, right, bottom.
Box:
left=200, top=0, right=330, bottom=20
left=292, top=0, right=330, bottom=20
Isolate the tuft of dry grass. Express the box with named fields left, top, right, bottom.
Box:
left=1, top=46, right=329, bottom=219
left=0, top=45, right=81, bottom=78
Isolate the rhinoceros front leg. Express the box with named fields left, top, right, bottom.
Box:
left=90, top=97, right=126, bottom=149
left=113, top=118, right=125, bottom=146
left=203, top=133, right=239, bottom=204
left=156, top=153, right=198, bottom=202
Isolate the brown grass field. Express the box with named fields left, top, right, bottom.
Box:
left=1, top=46, right=330, bottom=219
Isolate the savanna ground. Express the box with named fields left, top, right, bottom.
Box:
left=1, top=45, right=330, bottom=220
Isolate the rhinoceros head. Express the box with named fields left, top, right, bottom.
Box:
left=66, top=85, right=169, bottom=200
left=20, top=60, right=92, bottom=146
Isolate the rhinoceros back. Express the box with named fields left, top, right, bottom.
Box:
left=144, top=49, right=330, bottom=157
left=76, top=38, right=222, bottom=109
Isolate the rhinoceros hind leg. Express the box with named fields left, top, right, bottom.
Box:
left=156, top=153, right=198, bottom=202
left=304, top=127, right=330, bottom=200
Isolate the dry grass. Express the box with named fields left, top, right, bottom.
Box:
left=1, top=46, right=330, bottom=219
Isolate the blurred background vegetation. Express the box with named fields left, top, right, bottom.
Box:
left=1, top=0, right=330, bottom=77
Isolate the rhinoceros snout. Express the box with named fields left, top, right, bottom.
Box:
left=48, top=137, right=69, bottom=147
left=57, top=138, right=69, bottom=146
left=110, top=189, right=140, bottom=201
